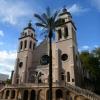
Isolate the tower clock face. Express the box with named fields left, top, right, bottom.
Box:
left=40, top=55, right=49, bottom=65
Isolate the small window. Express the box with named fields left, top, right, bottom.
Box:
left=19, top=62, right=23, bottom=68
left=33, top=43, right=35, bottom=50
left=29, top=41, right=32, bottom=49
left=24, top=40, right=27, bottom=48
left=72, top=78, right=74, bottom=82
left=24, top=32, right=27, bottom=36
left=67, top=72, right=70, bottom=82
left=58, top=29, right=62, bottom=40
left=20, top=41, right=23, bottom=50
left=64, top=26, right=68, bottom=38
left=61, top=54, right=68, bottom=61
left=61, top=72, right=64, bottom=80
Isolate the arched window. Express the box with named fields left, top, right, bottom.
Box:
left=5, top=90, right=10, bottom=99
left=67, top=72, right=70, bottom=82
left=24, top=32, right=27, bottom=36
left=24, top=40, right=27, bottom=49
left=64, top=26, right=68, bottom=38
left=20, top=41, right=23, bottom=50
left=31, top=33, right=33, bottom=37
left=29, top=41, right=32, bottom=49
left=61, top=72, right=64, bottom=80
left=33, top=43, right=35, bottom=50
left=58, top=29, right=62, bottom=40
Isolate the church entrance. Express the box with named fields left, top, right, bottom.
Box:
left=23, top=90, right=28, bottom=100
left=56, top=89, right=63, bottom=100
left=30, top=90, right=36, bottom=100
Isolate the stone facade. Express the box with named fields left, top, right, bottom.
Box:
left=1, top=8, right=100, bottom=100
left=12, top=8, right=82, bottom=87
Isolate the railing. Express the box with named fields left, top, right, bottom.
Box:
left=65, top=83, right=100, bottom=100
left=0, top=82, right=100, bottom=100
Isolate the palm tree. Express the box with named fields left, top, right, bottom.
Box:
left=34, top=7, right=59, bottom=100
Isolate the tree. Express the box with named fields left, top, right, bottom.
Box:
left=34, top=7, right=59, bottom=100
left=80, top=48, right=100, bottom=94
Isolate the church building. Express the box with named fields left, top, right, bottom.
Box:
left=1, top=8, right=97, bottom=100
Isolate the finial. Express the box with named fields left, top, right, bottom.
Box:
left=28, top=20, right=32, bottom=27
left=62, top=5, right=67, bottom=12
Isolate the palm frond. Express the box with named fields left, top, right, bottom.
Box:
left=42, top=13, right=48, bottom=23
left=53, top=10, right=59, bottom=21
left=35, top=23, right=47, bottom=28
left=34, top=14, right=47, bottom=25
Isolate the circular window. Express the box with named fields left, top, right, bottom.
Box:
left=19, top=62, right=23, bottom=68
left=40, top=55, right=49, bottom=65
left=61, top=54, right=68, bottom=61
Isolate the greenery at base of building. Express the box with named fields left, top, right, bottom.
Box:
left=80, top=47, right=100, bottom=94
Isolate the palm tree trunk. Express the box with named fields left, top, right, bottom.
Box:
left=49, top=30, right=52, bottom=100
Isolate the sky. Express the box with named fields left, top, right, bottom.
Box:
left=0, top=0, right=100, bottom=76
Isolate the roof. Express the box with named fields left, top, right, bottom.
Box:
left=24, top=22, right=35, bottom=31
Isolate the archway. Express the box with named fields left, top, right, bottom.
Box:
left=23, top=90, right=28, bottom=100
left=56, top=89, right=63, bottom=100
left=46, top=90, right=49, bottom=100
left=5, top=90, right=10, bottom=99
left=30, top=90, right=36, bottom=100
left=11, top=90, right=15, bottom=99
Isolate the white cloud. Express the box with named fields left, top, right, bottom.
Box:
left=0, top=0, right=33, bottom=25
left=0, top=30, right=4, bottom=37
left=82, top=45, right=90, bottom=50
left=91, top=0, right=100, bottom=11
left=68, top=4, right=88, bottom=14
left=0, top=50, right=17, bottom=75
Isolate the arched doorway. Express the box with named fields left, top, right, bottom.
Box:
left=11, top=90, right=15, bottom=99
left=30, top=90, right=36, bottom=100
left=46, top=90, right=49, bottom=100
left=5, top=90, right=10, bottom=99
left=23, top=90, right=28, bottom=100
left=56, top=89, right=63, bottom=100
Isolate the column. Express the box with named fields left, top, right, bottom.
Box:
left=15, top=90, right=18, bottom=100
left=35, top=90, right=38, bottom=100
left=3, top=90, right=6, bottom=99
left=8, top=90, right=11, bottom=99
left=52, top=88, right=56, bottom=100
left=28, top=90, right=31, bottom=100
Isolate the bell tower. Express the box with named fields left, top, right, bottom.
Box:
left=12, top=22, right=37, bottom=84
left=55, top=8, right=82, bottom=86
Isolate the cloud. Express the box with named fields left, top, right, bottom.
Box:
left=0, top=30, right=4, bottom=37
left=68, top=4, right=88, bottom=14
left=91, top=0, right=100, bottom=11
left=79, top=45, right=100, bottom=52
left=82, top=45, right=90, bottom=50
left=0, top=0, right=33, bottom=25
left=0, top=50, right=17, bottom=75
